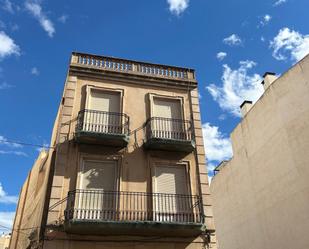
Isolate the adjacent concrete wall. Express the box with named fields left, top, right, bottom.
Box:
left=0, top=235, right=10, bottom=249
left=210, top=55, right=309, bottom=249
left=9, top=150, right=54, bottom=249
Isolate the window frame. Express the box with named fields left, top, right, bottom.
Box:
left=150, top=160, right=192, bottom=196
left=76, top=153, right=122, bottom=192
left=85, top=85, right=124, bottom=114
left=148, top=93, right=185, bottom=121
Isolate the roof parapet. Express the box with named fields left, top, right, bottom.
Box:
left=70, top=52, right=196, bottom=82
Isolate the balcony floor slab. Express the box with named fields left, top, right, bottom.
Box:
left=75, top=131, right=129, bottom=147
left=144, top=138, right=195, bottom=152
left=64, top=219, right=203, bottom=237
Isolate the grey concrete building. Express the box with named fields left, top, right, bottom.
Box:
left=211, top=54, right=309, bottom=249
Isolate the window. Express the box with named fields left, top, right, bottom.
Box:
left=150, top=96, right=186, bottom=140
left=152, top=164, right=192, bottom=222
left=80, top=160, right=117, bottom=191
left=83, top=88, right=123, bottom=134
left=152, top=97, right=182, bottom=120
left=76, top=159, right=118, bottom=220
left=88, top=89, right=120, bottom=113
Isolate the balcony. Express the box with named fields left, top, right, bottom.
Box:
left=144, top=117, right=195, bottom=152
left=75, top=109, right=130, bottom=147
left=64, top=189, right=203, bottom=237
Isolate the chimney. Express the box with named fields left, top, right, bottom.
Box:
left=240, top=100, right=253, bottom=117
left=261, top=72, right=277, bottom=90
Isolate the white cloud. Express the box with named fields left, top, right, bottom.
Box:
left=25, top=1, right=55, bottom=37
left=264, top=15, right=271, bottom=22
left=261, top=36, right=265, bottom=42
left=0, top=212, right=15, bottom=232
left=0, top=136, right=26, bottom=156
left=273, top=0, right=287, bottom=6
left=36, top=143, right=49, bottom=152
left=0, top=31, right=20, bottom=59
left=270, top=27, right=309, bottom=62
left=2, top=0, right=14, bottom=13
left=260, top=14, right=272, bottom=26
left=31, top=67, right=39, bottom=75
left=0, top=150, right=27, bottom=156
left=206, top=60, right=264, bottom=117
left=216, top=52, right=227, bottom=61
left=0, top=135, right=22, bottom=148
left=58, top=14, right=68, bottom=24
left=207, top=162, right=217, bottom=172
left=0, top=82, right=13, bottom=90
left=167, top=0, right=189, bottom=15
left=223, top=34, right=242, bottom=46
left=202, top=123, right=233, bottom=162
left=0, top=183, right=18, bottom=204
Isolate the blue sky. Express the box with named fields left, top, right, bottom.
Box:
left=0, top=0, right=309, bottom=232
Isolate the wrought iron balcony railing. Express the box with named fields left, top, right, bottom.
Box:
left=145, top=117, right=194, bottom=142
left=65, top=189, right=202, bottom=224
left=76, top=109, right=130, bottom=136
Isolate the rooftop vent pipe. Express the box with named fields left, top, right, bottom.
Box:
left=261, top=72, right=277, bottom=90
left=240, top=100, right=253, bottom=117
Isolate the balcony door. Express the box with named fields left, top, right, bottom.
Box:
left=153, top=165, right=191, bottom=222
left=152, top=98, right=184, bottom=139
left=85, top=89, right=121, bottom=134
left=78, top=160, right=117, bottom=220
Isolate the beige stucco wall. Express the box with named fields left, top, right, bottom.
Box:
left=10, top=53, right=217, bottom=249
left=210, top=55, right=309, bottom=249
left=45, top=65, right=216, bottom=248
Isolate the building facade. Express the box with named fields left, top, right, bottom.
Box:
left=210, top=55, right=309, bottom=249
left=9, top=52, right=216, bottom=249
